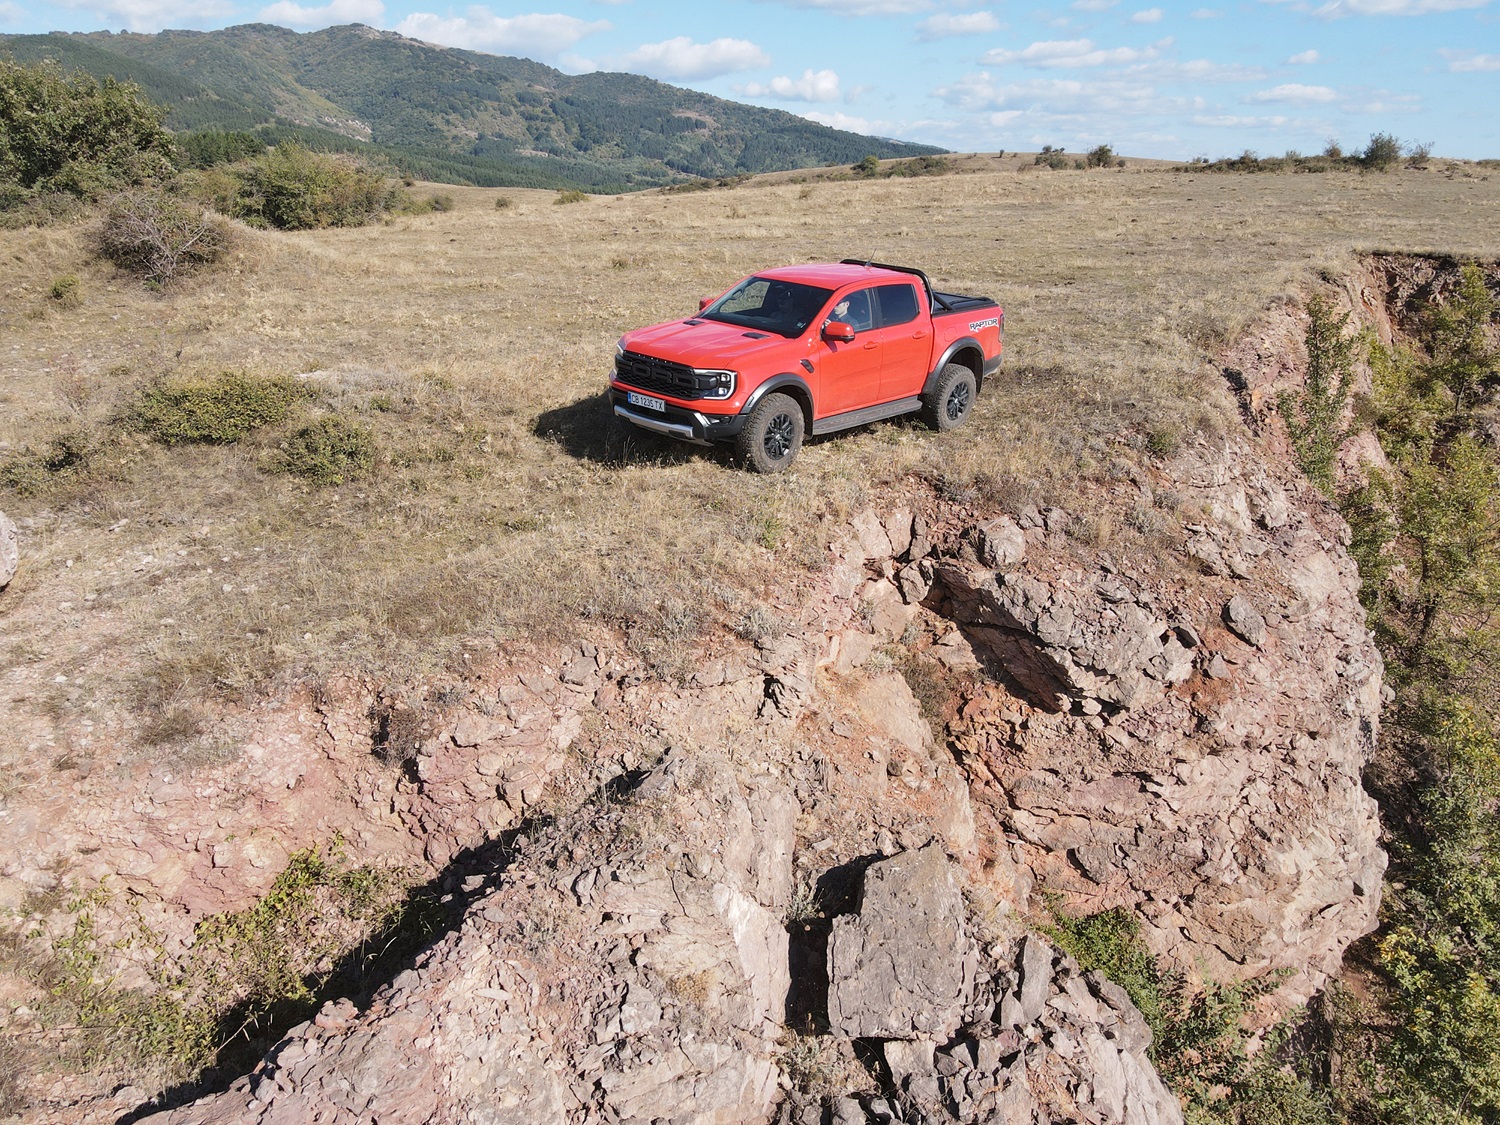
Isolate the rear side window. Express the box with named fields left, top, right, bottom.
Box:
left=874, top=284, right=919, bottom=328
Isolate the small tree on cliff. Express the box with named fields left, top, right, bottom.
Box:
left=1279, top=293, right=1356, bottom=496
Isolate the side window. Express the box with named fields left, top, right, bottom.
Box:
left=828, top=289, right=874, bottom=332
left=874, top=284, right=919, bottom=328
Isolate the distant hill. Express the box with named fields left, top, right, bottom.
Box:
left=0, top=23, right=945, bottom=192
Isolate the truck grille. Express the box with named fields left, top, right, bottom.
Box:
left=615, top=351, right=720, bottom=400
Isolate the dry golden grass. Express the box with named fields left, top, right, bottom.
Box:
left=2, top=162, right=1499, bottom=762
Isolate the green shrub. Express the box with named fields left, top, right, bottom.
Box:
left=271, top=416, right=375, bottom=484
left=429, top=192, right=455, bottom=212
left=553, top=188, right=588, bottom=205
left=0, top=60, right=176, bottom=203
left=226, top=144, right=394, bottom=230
left=1034, top=145, right=1070, bottom=170
left=1086, top=143, right=1116, bottom=168
left=47, top=275, right=82, bottom=308
left=39, top=846, right=407, bottom=1082
left=852, top=154, right=881, bottom=177
left=93, top=188, right=234, bottom=286
left=0, top=427, right=96, bottom=496
left=1046, top=907, right=1169, bottom=1040
left=494, top=195, right=513, bottom=210
left=1360, top=132, right=1403, bottom=172
left=128, top=371, right=310, bottom=445
left=1047, top=905, right=1325, bottom=1124
left=1278, top=293, right=1355, bottom=495
left=1424, top=262, right=1498, bottom=414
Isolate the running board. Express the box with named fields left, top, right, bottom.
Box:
left=811, top=396, right=923, bottom=436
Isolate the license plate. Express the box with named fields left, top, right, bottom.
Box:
left=627, top=391, right=666, bottom=412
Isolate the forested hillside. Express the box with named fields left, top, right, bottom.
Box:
left=0, top=23, right=944, bottom=191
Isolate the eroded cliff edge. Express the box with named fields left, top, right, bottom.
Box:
left=4, top=280, right=1395, bottom=1122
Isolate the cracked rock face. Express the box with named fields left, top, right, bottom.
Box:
left=937, top=439, right=1386, bottom=1003
left=144, top=753, right=796, bottom=1125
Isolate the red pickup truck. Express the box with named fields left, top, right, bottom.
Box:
left=608, top=260, right=1003, bottom=471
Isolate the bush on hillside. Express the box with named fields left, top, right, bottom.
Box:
left=1360, top=133, right=1403, bottom=172
left=270, top=416, right=375, bottom=484
left=0, top=60, right=176, bottom=205
left=127, top=371, right=310, bottom=445
left=222, top=143, right=395, bottom=230
left=1034, top=145, right=1070, bottom=170
left=94, top=188, right=235, bottom=287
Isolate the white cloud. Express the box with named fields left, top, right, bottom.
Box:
left=803, top=109, right=875, bottom=131
left=740, top=68, right=842, bottom=100
left=0, top=1, right=22, bottom=22
left=1131, top=7, right=1165, bottom=20
left=1286, top=48, right=1320, bottom=62
left=1144, top=58, right=1267, bottom=80
left=618, top=36, right=771, bottom=79
left=395, top=9, right=610, bottom=56
left=1264, top=0, right=1491, bottom=15
left=1070, top=0, right=1118, bottom=9
left=916, top=10, right=1001, bottom=39
left=1439, top=49, right=1500, bottom=70
left=1190, top=6, right=1225, bottom=13
left=260, top=0, right=383, bottom=28
left=1247, top=82, right=1337, bottom=102
left=981, top=36, right=1171, bottom=67
left=935, top=70, right=1182, bottom=117
left=1192, top=114, right=1291, bottom=126
left=53, top=0, right=234, bottom=31
left=774, top=0, right=930, bottom=13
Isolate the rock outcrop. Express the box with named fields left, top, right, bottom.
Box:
left=816, top=848, right=1181, bottom=1125
left=147, top=752, right=797, bottom=1125
left=0, top=510, right=16, bottom=590
left=148, top=800, right=1181, bottom=1125
left=935, top=439, right=1385, bottom=1001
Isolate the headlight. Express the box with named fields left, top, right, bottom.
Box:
left=692, top=368, right=736, bottom=399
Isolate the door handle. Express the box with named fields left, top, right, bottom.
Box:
left=863, top=341, right=878, bottom=350
left=913, top=331, right=928, bottom=339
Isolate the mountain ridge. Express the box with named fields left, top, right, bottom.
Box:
left=0, top=23, right=946, bottom=191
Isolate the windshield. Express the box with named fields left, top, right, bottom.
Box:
left=701, top=277, right=834, bottom=339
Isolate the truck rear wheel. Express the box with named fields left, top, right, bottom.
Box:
left=923, top=363, right=976, bottom=432
left=737, top=392, right=804, bottom=473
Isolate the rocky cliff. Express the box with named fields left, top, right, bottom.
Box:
left=3, top=285, right=1394, bottom=1122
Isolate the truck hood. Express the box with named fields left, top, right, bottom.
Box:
left=622, top=317, right=798, bottom=367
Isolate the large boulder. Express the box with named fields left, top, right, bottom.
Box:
left=827, top=844, right=976, bottom=1041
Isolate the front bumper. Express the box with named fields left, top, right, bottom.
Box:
left=608, top=387, right=746, bottom=446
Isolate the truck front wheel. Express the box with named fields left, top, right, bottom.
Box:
left=923, top=363, right=976, bottom=432
left=737, top=392, right=804, bottom=472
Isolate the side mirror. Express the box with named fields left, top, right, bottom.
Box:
left=823, top=321, right=856, bottom=343
left=699, top=297, right=713, bottom=312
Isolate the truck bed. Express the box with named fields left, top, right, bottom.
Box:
left=932, top=291, right=998, bottom=314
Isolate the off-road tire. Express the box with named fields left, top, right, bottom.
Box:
left=737, top=392, right=804, bottom=473
left=923, top=363, right=977, bottom=432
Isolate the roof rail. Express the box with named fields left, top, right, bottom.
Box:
left=838, top=259, right=953, bottom=312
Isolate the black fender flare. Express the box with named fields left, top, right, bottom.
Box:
left=922, top=338, right=986, bottom=397
left=741, top=374, right=815, bottom=428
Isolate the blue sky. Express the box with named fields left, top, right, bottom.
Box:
left=4, top=0, right=1497, bottom=160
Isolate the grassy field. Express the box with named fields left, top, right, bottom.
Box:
left=2, top=158, right=1499, bottom=771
